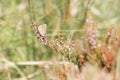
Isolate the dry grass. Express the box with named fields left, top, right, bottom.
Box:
left=0, top=0, right=120, bottom=80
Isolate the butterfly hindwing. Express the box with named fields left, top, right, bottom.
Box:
left=38, top=24, right=47, bottom=36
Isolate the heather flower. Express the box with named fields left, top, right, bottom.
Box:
left=87, top=26, right=98, bottom=49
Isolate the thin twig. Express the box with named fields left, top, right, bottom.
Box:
left=16, top=61, right=70, bottom=66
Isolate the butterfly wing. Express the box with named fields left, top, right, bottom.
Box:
left=38, top=24, right=47, bottom=36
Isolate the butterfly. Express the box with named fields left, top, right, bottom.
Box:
left=38, top=24, right=47, bottom=37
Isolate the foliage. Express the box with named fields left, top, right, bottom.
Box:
left=0, top=0, right=120, bottom=80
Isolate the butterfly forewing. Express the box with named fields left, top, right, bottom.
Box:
left=38, top=24, right=47, bottom=36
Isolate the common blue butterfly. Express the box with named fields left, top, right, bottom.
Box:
left=38, top=24, right=47, bottom=37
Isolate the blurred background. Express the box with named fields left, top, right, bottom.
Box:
left=0, top=0, right=120, bottom=80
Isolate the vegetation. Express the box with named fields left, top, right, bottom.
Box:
left=0, top=0, right=120, bottom=80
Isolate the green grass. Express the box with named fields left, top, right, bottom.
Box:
left=0, top=0, right=120, bottom=80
